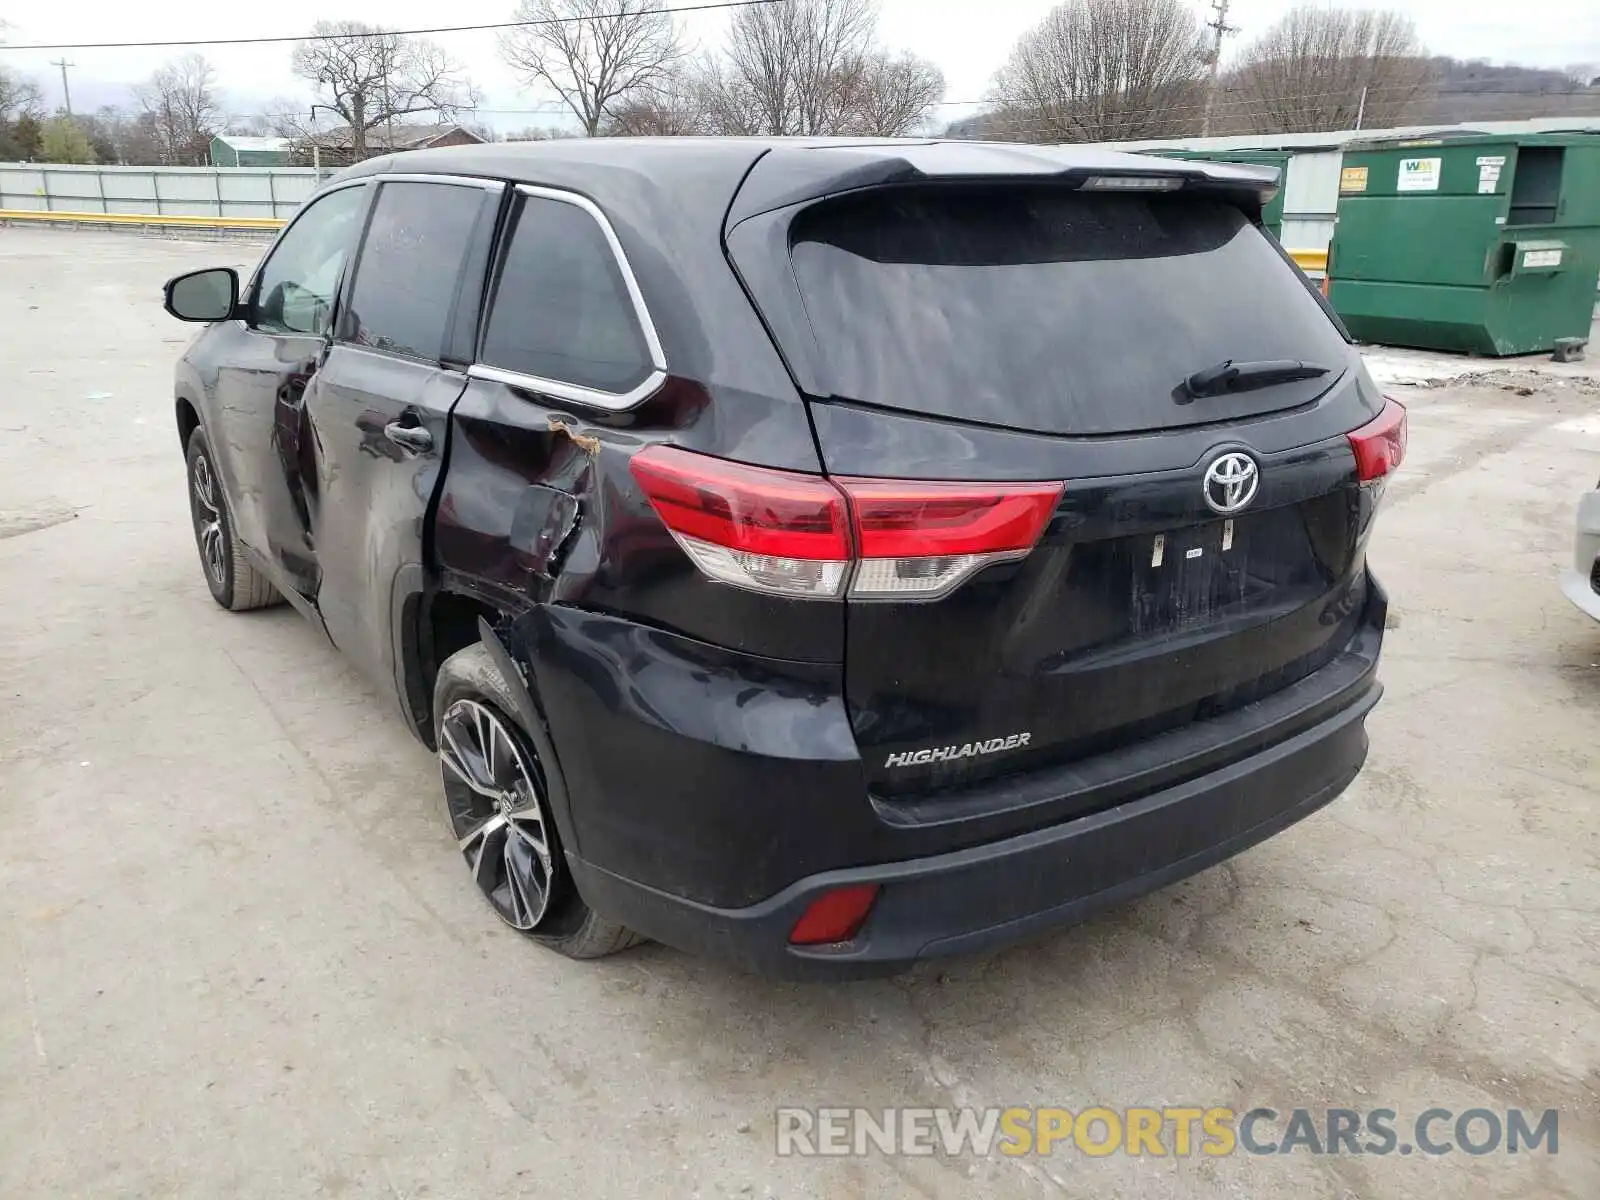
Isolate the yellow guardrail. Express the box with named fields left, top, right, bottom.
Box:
left=1290, top=249, right=1328, bottom=273
left=0, top=209, right=285, bottom=230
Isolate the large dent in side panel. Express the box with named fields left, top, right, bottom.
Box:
left=542, top=607, right=857, bottom=761
left=438, top=376, right=843, bottom=662
left=433, top=410, right=592, bottom=608
left=506, top=604, right=870, bottom=907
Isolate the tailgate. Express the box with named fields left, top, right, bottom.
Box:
left=727, top=175, right=1384, bottom=798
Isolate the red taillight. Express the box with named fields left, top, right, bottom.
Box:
left=789, top=884, right=880, bottom=945
left=1349, top=398, right=1408, bottom=482
left=632, top=446, right=1063, bottom=601
left=630, top=446, right=851, bottom=597
left=838, top=479, right=1063, bottom=558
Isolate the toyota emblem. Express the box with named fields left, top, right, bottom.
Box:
left=1202, top=451, right=1259, bottom=515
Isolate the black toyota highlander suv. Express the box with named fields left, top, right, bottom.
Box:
left=162, top=139, right=1405, bottom=975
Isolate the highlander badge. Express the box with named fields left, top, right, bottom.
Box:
left=884, top=733, right=1031, bottom=769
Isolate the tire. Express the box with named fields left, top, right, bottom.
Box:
left=185, top=427, right=281, bottom=612
left=433, top=643, right=642, bottom=960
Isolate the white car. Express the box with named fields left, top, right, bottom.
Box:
left=1562, top=484, right=1600, bottom=620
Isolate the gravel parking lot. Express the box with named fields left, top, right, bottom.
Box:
left=2, top=228, right=1598, bottom=1198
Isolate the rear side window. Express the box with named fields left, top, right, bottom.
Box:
left=480, top=194, right=654, bottom=395
left=788, top=187, right=1351, bottom=436
left=342, top=181, right=486, bottom=361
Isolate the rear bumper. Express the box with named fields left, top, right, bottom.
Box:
left=568, top=673, right=1378, bottom=978
left=1561, top=490, right=1600, bottom=621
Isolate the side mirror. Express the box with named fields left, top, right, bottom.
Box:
left=164, top=267, right=240, bottom=323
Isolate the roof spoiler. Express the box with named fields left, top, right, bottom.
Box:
left=726, top=141, right=1280, bottom=227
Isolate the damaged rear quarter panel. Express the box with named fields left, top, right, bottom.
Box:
left=429, top=374, right=864, bottom=906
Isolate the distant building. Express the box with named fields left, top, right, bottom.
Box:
left=210, top=135, right=294, bottom=168
left=293, top=123, right=488, bottom=167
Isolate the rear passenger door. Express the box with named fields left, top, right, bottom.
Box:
left=305, top=175, right=503, bottom=705
left=434, top=185, right=665, bottom=599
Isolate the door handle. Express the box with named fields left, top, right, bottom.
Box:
left=383, top=422, right=433, bottom=453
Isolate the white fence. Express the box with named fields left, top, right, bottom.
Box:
left=0, top=164, right=330, bottom=221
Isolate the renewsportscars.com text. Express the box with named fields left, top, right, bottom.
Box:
left=775, top=1106, right=1560, bottom=1158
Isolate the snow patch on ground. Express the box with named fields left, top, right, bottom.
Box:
left=1359, top=316, right=1600, bottom=390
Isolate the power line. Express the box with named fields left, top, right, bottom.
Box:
left=0, top=0, right=782, bottom=52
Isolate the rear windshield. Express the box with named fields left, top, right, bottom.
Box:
left=788, top=187, right=1348, bottom=436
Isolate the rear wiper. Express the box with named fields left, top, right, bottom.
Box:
left=1184, top=359, right=1331, bottom=398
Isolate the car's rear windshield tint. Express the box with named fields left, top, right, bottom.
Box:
left=788, top=187, right=1349, bottom=436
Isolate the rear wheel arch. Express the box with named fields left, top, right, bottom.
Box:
left=433, top=641, right=636, bottom=957
left=400, top=586, right=594, bottom=886
left=394, top=581, right=531, bottom=751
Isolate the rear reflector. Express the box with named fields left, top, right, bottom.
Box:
left=632, top=446, right=1063, bottom=601
left=1348, top=398, right=1408, bottom=482
left=789, top=884, right=880, bottom=945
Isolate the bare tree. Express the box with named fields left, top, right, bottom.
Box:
left=230, top=112, right=277, bottom=137
left=505, top=124, right=570, bottom=141
left=1564, top=62, right=1599, bottom=91
left=80, top=105, right=164, bottom=165
left=1, top=61, right=41, bottom=124
left=719, top=0, right=878, bottom=135
left=1229, top=7, right=1433, bottom=133
left=587, top=1, right=942, bottom=139
left=602, top=58, right=719, bottom=135
left=499, top=0, right=683, bottom=138
left=988, top=0, right=1209, bottom=143
left=135, top=54, right=221, bottom=165
left=1, top=59, right=44, bottom=160
left=290, top=22, right=477, bottom=160
left=693, top=52, right=768, bottom=135
left=841, top=50, right=944, bottom=135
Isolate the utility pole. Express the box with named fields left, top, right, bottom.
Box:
left=1200, top=0, right=1236, bottom=138
left=51, top=58, right=76, bottom=117
left=1354, top=85, right=1368, bottom=131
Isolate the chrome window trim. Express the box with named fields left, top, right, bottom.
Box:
left=466, top=183, right=667, bottom=413
left=370, top=173, right=507, bottom=193
left=467, top=362, right=668, bottom=410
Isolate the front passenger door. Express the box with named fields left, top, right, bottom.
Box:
left=305, top=176, right=503, bottom=708
left=205, top=181, right=371, bottom=602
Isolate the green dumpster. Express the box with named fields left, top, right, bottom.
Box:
left=1326, top=133, right=1600, bottom=355
left=1144, top=149, right=1290, bottom=238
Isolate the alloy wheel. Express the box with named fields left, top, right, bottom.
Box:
left=438, top=698, right=556, bottom=931
left=190, top=451, right=227, bottom=587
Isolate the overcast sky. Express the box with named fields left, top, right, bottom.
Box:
left=2, top=0, right=1596, bottom=131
